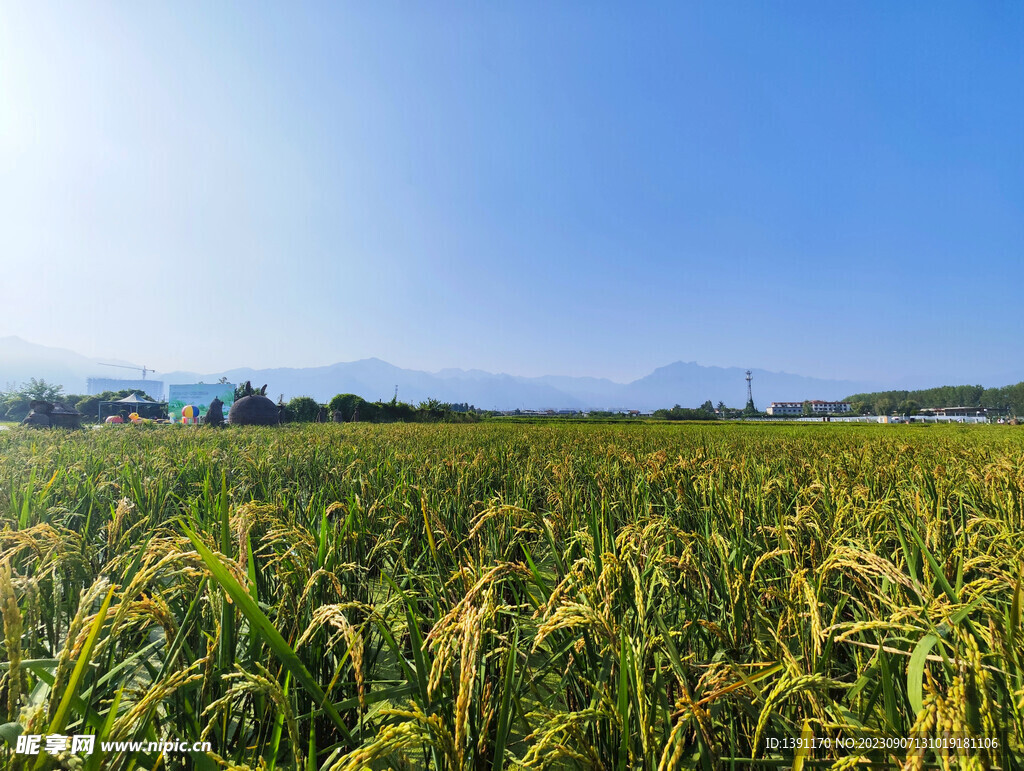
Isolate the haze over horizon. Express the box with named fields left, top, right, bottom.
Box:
left=2, top=4, right=1022, bottom=385
left=0, top=333, right=892, bottom=410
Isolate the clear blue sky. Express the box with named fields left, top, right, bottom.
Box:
left=2, top=3, right=1022, bottom=385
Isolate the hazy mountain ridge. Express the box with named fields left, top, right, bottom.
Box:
left=0, top=337, right=140, bottom=394
left=1, top=335, right=887, bottom=410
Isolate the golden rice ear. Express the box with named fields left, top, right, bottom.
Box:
left=1, top=416, right=1021, bottom=769
left=0, top=560, right=22, bottom=722
left=46, top=578, right=112, bottom=721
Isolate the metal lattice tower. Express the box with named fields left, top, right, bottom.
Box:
left=745, top=370, right=754, bottom=406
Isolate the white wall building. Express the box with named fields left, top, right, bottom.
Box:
left=767, top=400, right=852, bottom=416
left=87, top=377, right=165, bottom=400
left=766, top=402, right=803, bottom=416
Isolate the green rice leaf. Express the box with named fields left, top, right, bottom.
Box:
left=907, top=633, right=939, bottom=716
left=182, top=524, right=353, bottom=744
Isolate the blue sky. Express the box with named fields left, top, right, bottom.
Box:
left=1, top=3, right=1022, bottom=386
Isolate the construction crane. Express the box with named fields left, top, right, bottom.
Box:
left=98, top=362, right=157, bottom=379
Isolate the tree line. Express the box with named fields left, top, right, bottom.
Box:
left=0, top=379, right=158, bottom=422
left=287, top=393, right=480, bottom=423
left=23, top=376, right=1023, bottom=425
left=652, top=400, right=755, bottom=420
left=0, top=380, right=482, bottom=424
left=843, top=382, right=1024, bottom=417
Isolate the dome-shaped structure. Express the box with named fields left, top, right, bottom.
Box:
left=23, top=410, right=51, bottom=427
left=228, top=395, right=280, bottom=426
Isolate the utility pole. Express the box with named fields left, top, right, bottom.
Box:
left=744, top=370, right=757, bottom=415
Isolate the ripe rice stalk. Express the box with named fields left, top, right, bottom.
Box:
left=0, top=560, right=23, bottom=721
left=1, top=420, right=1023, bottom=767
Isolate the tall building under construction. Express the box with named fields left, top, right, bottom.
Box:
left=86, top=377, right=165, bottom=400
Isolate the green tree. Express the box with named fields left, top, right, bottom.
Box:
left=1, top=379, right=67, bottom=420
left=378, top=400, right=416, bottom=422
left=356, top=401, right=380, bottom=422
left=22, top=378, right=64, bottom=401
left=417, top=398, right=452, bottom=422
left=981, top=388, right=1007, bottom=410
left=802, top=400, right=813, bottom=416
left=285, top=396, right=321, bottom=423
left=899, top=399, right=920, bottom=417
left=845, top=382, right=1021, bottom=414
left=1005, top=383, right=1024, bottom=417
left=328, top=394, right=365, bottom=421
left=76, top=389, right=164, bottom=423
left=654, top=404, right=714, bottom=421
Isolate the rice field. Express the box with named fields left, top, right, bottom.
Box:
left=0, top=422, right=1022, bottom=770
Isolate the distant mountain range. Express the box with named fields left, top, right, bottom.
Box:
left=1, top=335, right=884, bottom=410
left=0, top=336, right=142, bottom=394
